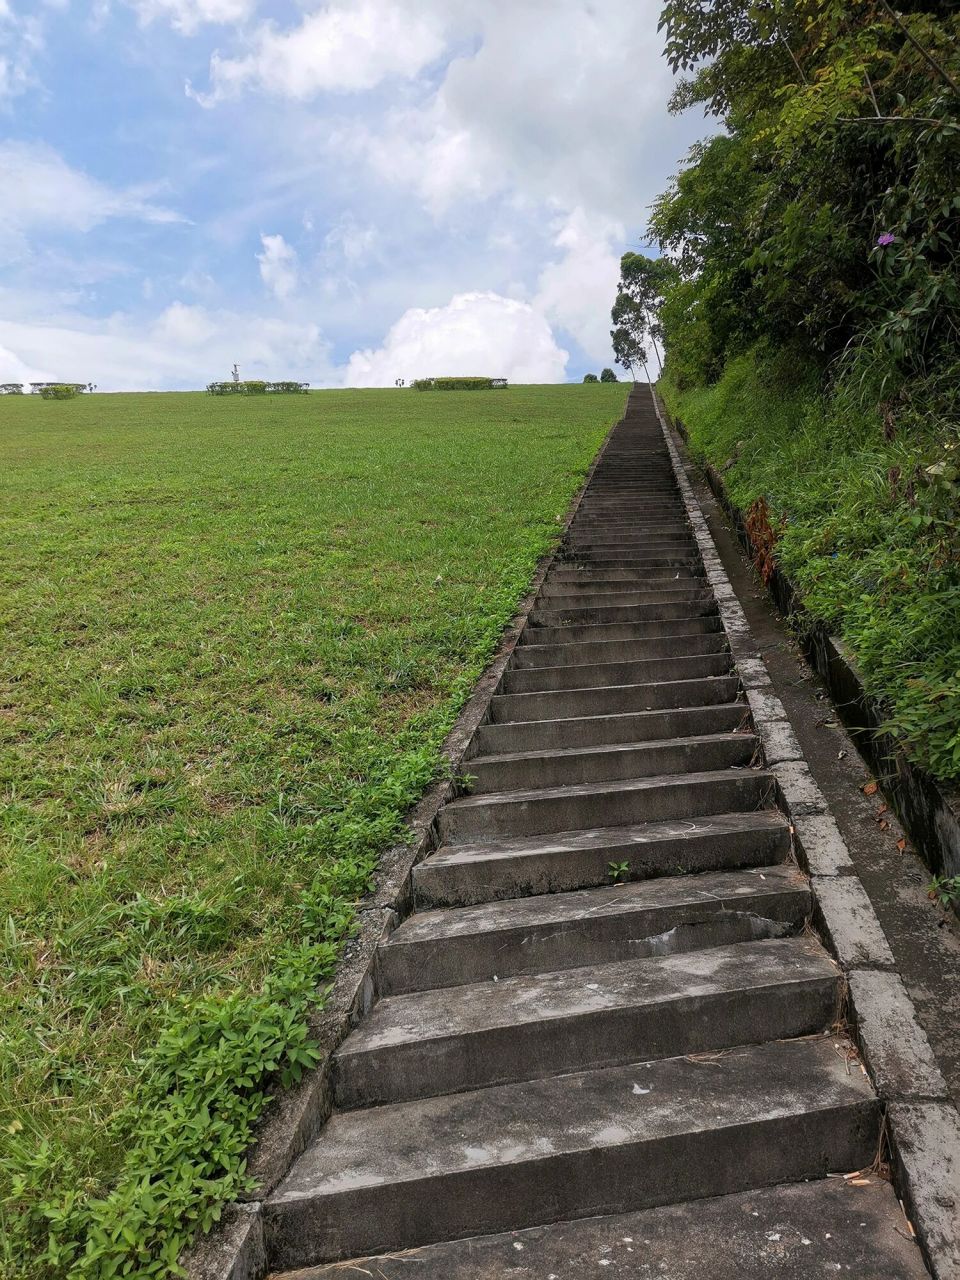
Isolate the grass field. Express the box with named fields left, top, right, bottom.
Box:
left=0, top=383, right=627, bottom=1277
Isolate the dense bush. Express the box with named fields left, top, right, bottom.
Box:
left=37, top=385, right=83, bottom=401
left=413, top=377, right=507, bottom=391
left=0, top=383, right=24, bottom=395
left=206, top=381, right=308, bottom=396
left=268, top=381, right=309, bottom=394
left=638, top=0, right=960, bottom=781
left=582, top=374, right=599, bottom=383
left=600, top=368, right=618, bottom=383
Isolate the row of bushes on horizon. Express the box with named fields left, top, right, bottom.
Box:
left=412, top=377, right=509, bottom=391
left=206, top=381, right=309, bottom=395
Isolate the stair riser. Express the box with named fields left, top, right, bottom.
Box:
left=414, top=822, right=790, bottom=908
left=377, top=889, right=812, bottom=995
left=501, top=653, right=733, bottom=693
left=467, top=736, right=755, bottom=793
left=490, top=675, right=740, bottom=724
left=472, top=704, right=747, bottom=755
left=440, top=774, right=770, bottom=843
left=509, top=634, right=729, bottom=668
left=519, top=617, right=723, bottom=646
left=335, top=977, right=839, bottom=1107
left=263, top=1105, right=880, bottom=1268
left=530, top=601, right=716, bottom=626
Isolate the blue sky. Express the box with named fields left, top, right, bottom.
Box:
left=0, top=0, right=708, bottom=390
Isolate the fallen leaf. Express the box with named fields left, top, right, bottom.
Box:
left=863, top=781, right=878, bottom=796
left=897, top=838, right=907, bottom=853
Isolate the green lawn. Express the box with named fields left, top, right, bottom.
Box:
left=0, top=384, right=627, bottom=1277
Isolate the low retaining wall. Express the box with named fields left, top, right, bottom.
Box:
left=661, top=399, right=960, bottom=902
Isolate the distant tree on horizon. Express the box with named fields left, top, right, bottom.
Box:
left=600, top=367, right=618, bottom=383
left=582, top=373, right=599, bottom=383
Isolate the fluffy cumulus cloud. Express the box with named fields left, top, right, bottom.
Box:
left=535, top=209, right=626, bottom=365
left=256, top=232, right=299, bottom=299
left=191, top=0, right=447, bottom=104
left=344, top=292, right=568, bottom=387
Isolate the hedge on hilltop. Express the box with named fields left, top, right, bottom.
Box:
left=412, top=377, right=509, bottom=391
left=206, top=381, right=309, bottom=396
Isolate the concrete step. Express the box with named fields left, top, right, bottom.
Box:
left=465, top=732, right=756, bottom=793
left=472, top=702, right=748, bottom=755
left=264, top=1035, right=879, bottom=1268
left=530, top=599, right=716, bottom=627
left=271, top=1179, right=930, bottom=1279
left=547, top=566, right=704, bottom=582
left=489, top=674, right=740, bottom=723
left=558, top=551, right=701, bottom=567
left=519, top=616, right=724, bottom=647
left=439, top=769, right=772, bottom=843
left=336, top=937, right=839, bottom=1107
left=509, top=631, right=729, bottom=669
left=414, top=810, right=790, bottom=907
left=537, top=588, right=709, bottom=612
left=378, top=863, right=810, bottom=994
left=500, top=652, right=733, bottom=694
left=540, top=574, right=706, bottom=596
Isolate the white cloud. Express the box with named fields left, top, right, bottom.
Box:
left=0, top=3, right=45, bottom=101
left=338, top=0, right=704, bottom=225
left=257, top=232, right=298, bottom=298
left=323, top=216, right=378, bottom=266
left=124, top=0, right=256, bottom=35
left=534, top=208, right=624, bottom=364
left=343, top=291, right=568, bottom=387
left=0, top=304, right=332, bottom=391
left=0, top=143, right=184, bottom=245
left=191, top=0, right=447, bottom=104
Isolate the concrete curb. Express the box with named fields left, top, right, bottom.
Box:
left=183, top=406, right=624, bottom=1280
left=652, top=384, right=960, bottom=1280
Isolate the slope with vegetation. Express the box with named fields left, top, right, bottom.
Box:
left=619, top=0, right=960, bottom=784
left=0, top=384, right=626, bottom=1277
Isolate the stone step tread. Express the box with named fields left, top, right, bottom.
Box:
left=341, top=936, right=836, bottom=1063
left=271, top=1180, right=929, bottom=1279
left=468, top=730, right=755, bottom=771
left=267, top=1034, right=877, bottom=1218
left=511, top=634, right=729, bottom=667
left=389, top=863, right=806, bottom=948
left=381, top=864, right=810, bottom=993
left=489, top=675, right=741, bottom=722
left=445, top=767, right=769, bottom=814
left=472, top=703, right=749, bottom=756
left=502, top=653, right=733, bottom=692
left=423, top=809, right=790, bottom=870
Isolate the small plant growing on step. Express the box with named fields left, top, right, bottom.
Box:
left=608, top=860, right=630, bottom=883
left=927, top=874, right=960, bottom=908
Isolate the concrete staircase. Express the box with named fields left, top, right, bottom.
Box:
left=264, top=388, right=928, bottom=1277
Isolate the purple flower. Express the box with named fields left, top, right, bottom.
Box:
left=877, top=233, right=896, bottom=246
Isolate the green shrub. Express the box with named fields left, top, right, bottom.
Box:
left=600, top=369, right=618, bottom=383
left=37, top=385, right=82, bottom=401
left=0, top=383, right=24, bottom=395
left=267, top=381, right=309, bottom=394
left=242, top=381, right=267, bottom=395
left=413, top=378, right=504, bottom=391
left=583, top=374, right=599, bottom=383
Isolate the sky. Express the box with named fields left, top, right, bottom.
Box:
left=0, top=0, right=709, bottom=390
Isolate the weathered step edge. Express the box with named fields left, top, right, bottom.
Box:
left=181, top=394, right=629, bottom=1280
left=651, top=385, right=959, bottom=1280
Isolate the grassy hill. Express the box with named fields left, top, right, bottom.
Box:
left=0, top=384, right=627, bottom=1277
